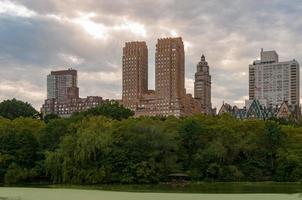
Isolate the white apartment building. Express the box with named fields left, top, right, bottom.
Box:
left=249, top=49, right=299, bottom=107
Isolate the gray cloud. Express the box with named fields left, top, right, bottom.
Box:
left=1, top=0, right=302, bottom=110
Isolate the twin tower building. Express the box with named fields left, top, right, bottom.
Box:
left=122, top=37, right=213, bottom=117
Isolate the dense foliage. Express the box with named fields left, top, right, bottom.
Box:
left=73, top=101, right=134, bottom=121
left=1, top=99, right=302, bottom=184
left=0, top=99, right=38, bottom=120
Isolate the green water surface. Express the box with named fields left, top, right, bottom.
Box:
left=0, top=183, right=302, bottom=200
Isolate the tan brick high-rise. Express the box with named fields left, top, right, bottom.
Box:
left=122, top=41, right=148, bottom=110
left=155, top=37, right=186, bottom=116
left=122, top=37, right=202, bottom=117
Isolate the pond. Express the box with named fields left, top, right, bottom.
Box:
left=0, top=183, right=302, bottom=200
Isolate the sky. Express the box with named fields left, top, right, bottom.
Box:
left=0, top=0, right=302, bottom=110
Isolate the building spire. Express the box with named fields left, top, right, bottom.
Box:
left=194, top=53, right=212, bottom=115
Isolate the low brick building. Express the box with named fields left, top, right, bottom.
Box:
left=41, top=96, right=105, bottom=117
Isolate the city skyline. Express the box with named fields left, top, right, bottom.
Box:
left=1, top=0, right=302, bottom=110
left=122, top=37, right=202, bottom=117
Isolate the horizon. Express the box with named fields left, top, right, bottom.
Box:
left=0, top=0, right=302, bottom=110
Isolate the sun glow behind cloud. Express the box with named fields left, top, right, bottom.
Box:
left=0, top=0, right=36, bottom=17
left=184, top=41, right=192, bottom=51
left=170, top=30, right=178, bottom=37
left=113, top=19, right=147, bottom=37
left=73, top=12, right=108, bottom=39
left=59, top=53, right=84, bottom=65
left=50, top=12, right=148, bottom=40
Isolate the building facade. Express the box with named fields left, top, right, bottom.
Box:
left=122, top=37, right=202, bottom=117
left=42, top=69, right=104, bottom=117
left=155, top=37, right=186, bottom=116
left=47, top=69, right=79, bottom=101
left=41, top=96, right=105, bottom=117
left=218, top=99, right=299, bottom=120
left=249, top=49, right=300, bottom=107
left=122, top=42, right=148, bottom=110
left=194, top=54, right=212, bottom=114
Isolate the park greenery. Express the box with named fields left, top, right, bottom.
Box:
left=0, top=99, right=302, bottom=185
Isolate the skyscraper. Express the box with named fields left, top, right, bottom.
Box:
left=122, top=37, right=202, bottom=117
left=194, top=54, right=212, bottom=114
left=47, top=69, right=79, bottom=101
left=249, top=49, right=300, bottom=107
left=155, top=37, right=186, bottom=116
left=122, top=41, right=148, bottom=110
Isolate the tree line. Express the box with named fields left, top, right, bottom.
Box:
left=0, top=98, right=302, bottom=184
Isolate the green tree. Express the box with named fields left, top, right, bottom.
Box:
left=43, top=113, right=60, bottom=123
left=39, top=119, right=68, bottom=151
left=179, top=118, right=204, bottom=170
left=262, top=121, right=286, bottom=172
left=15, top=131, right=39, bottom=168
left=4, top=163, right=39, bottom=184
left=111, top=118, right=177, bottom=183
left=0, top=117, right=44, bottom=183
left=45, top=116, right=114, bottom=184
left=0, top=99, right=39, bottom=120
left=275, top=150, right=302, bottom=181
left=81, top=101, right=134, bottom=120
left=1, top=110, right=302, bottom=184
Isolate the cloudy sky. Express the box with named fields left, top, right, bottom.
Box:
left=0, top=0, right=301, bottom=110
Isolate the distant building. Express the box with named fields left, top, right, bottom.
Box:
left=249, top=49, right=300, bottom=108
left=218, top=99, right=299, bottom=120
left=47, top=69, right=79, bottom=101
left=194, top=55, right=212, bottom=114
left=41, top=96, right=105, bottom=118
left=122, top=42, right=148, bottom=110
left=154, top=37, right=186, bottom=116
left=122, top=37, right=202, bottom=117
left=276, top=101, right=295, bottom=119
left=42, top=69, right=105, bottom=117
left=245, top=99, right=268, bottom=110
